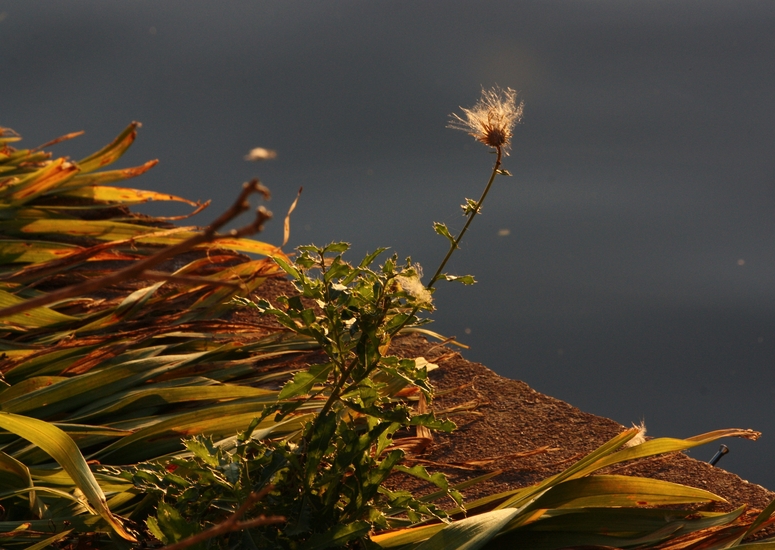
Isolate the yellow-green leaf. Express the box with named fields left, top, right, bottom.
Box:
left=0, top=158, right=80, bottom=203
left=62, top=181, right=201, bottom=207
left=76, top=122, right=139, bottom=174
left=0, top=239, right=80, bottom=264
left=0, top=412, right=136, bottom=541
left=0, top=289, right=78, bottom=327
left=59, top=159, right=159, bottom=189
left=412, top=509, right=519, bottom=550
left=518, top=475, right=724, bottom=516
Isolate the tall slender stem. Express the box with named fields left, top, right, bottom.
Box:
left=387, top=147, right=504, bottom=341
left=427, top=147, right=502, bottom=289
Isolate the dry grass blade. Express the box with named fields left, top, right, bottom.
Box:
left=283, top=186, right=302, bottom=247
left=30, top=130, right=85, bottom=152
left=0, top=179, right=273, bottom=320
left=404, top=446, right=559, bottom=471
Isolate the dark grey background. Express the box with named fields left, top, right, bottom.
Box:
left=3, top=1, right=775, bottom=487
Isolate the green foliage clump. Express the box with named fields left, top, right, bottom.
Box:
left=132, top=244, right=464, bottom=547
left=233, top=244, right=460, bottom=546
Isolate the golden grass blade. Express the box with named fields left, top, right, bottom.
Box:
left=62, top=181, right=201, bottom=207
left=2, top=158, right=80, bottom=203
left=508, top=475, right=724, bottom=529
left=411, top=509, right=519, bottom=550
left=0, top=412, right=136, bottom=542
left=76, top=122, right=139, bottom=174
left=94, top=408, right=315, bottom=463
left=58, top=159, right=159, bottom=189
left=572, top=428, right=761, bottom=479
left=0, top=289, right=77, bottom=328
left=283, top=186, right=302, bottom=247
left=0, top=240, right=80, bottom=265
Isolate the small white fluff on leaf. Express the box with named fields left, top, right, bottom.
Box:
left=396, top=273, right=433, bottom=306
left=623, top=421, right=647, bottom=448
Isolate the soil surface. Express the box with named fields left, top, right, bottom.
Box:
left=384, top=332, right=775, bottom=540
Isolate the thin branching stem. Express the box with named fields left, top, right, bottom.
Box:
left=387, top=147, right=504, bottom=341
left=427, top=146, right=503, bottom=289
left=311, top=250, right=353, bottom=423
left=159, top=486, right=284, bottom=550
left=317, top=355, right=359, bottom=420
left=319, top=251, right=347, bottom=379
left=309, top=266, right=390, bottom=432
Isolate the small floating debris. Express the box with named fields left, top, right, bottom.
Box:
left=244, top=147, right=278, bottom=161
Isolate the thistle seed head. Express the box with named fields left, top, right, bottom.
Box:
left=448, top=86, right=524, bottom=153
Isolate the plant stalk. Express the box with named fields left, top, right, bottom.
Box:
left=387, top=147, right=504, bottom=342
left=427, top=147, right=503, bottom=288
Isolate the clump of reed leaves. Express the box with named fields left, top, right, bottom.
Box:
left=1, top=89, right=775, bottom=549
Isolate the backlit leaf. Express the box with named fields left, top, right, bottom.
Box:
left=0, top=412, right=136, bottom=541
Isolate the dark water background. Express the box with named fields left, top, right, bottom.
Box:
left=3, top=1, right=775, bottom=487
